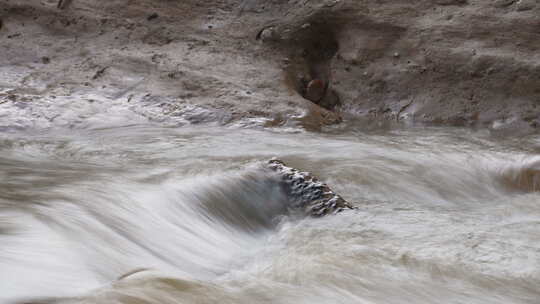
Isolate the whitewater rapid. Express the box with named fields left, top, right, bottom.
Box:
left=1, top=125, right=539, bottom=304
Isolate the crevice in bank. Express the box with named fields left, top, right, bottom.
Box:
left=256, top=14, right=344, bottom=112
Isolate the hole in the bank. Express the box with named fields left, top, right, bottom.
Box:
left=284, top=22, right=341, bottom=111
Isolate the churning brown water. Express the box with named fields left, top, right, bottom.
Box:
left=1, top=124, right=540, bottom=304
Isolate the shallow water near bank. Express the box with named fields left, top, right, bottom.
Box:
left=1, top=123, right=540, bottom=304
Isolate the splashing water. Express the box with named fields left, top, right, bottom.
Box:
left=1, top=124, right=539, bottom=304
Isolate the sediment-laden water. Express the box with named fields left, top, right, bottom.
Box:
left=1, top=123, right=539, bottom=303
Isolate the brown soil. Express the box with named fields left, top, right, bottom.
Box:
left=1, top=0, right=539, bottom=132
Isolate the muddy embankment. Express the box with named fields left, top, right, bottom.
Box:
left=1, top=0, right=539, bottom=132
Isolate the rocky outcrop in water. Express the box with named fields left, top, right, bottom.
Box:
left=0, top=0, right=538, bottom=132
left=267, top=159, right=355, bottom=216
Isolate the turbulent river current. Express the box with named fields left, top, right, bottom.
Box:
left=1, top=123, right=540, bottom=304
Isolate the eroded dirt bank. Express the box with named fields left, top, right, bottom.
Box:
left=1, top=0, right=539, bottom=132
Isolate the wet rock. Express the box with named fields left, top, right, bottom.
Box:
left=304, top=79, right=326, bottom=103
left=267, top=159, right=355, bottom=217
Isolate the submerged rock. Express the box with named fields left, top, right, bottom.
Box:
left=267, top=159, right=355, bottom=217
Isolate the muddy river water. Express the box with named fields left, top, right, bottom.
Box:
left=1, top=122, right=539, bottom=303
